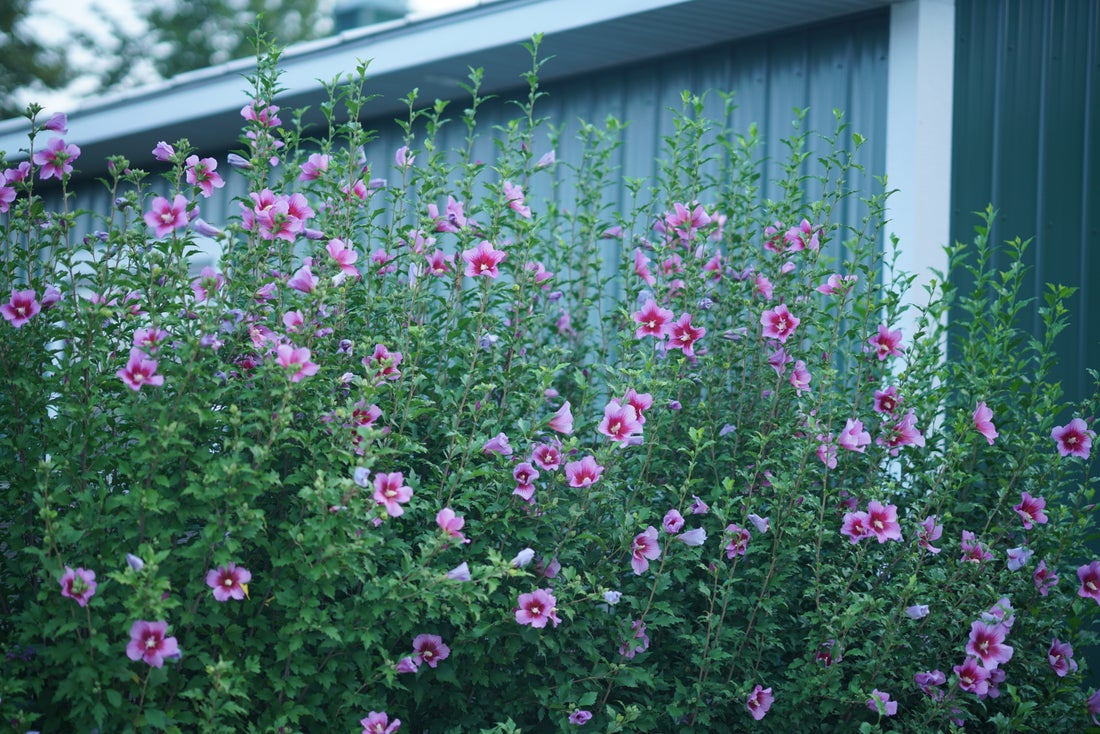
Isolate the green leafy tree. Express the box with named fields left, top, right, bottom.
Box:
left=0, top=0, right=70, bottom=118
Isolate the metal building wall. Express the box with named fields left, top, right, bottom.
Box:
left=58, top=9, right=889, bottom=282
left=951, top=0, right=1100, bottom=405
left=354, top=8, right=890, bottom=259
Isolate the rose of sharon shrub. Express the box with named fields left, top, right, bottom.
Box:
left=1, top=35, right=1097, bottom=733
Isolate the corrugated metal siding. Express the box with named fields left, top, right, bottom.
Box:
left=60, top=9, right=889, bottom=281
left=356, top=8, right=889, bottom=251
left=951, top=0, right=1100, bottom=404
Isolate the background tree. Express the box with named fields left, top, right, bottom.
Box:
left=0, top=0, right=70, bottom=119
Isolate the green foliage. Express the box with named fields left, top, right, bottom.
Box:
left=1, top=37, right=1098, bottom=733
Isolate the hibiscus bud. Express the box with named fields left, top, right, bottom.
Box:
left=126, top=553, right=145, bottom=572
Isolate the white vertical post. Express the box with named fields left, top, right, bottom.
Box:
left=885, top=0, right=955, bottom=345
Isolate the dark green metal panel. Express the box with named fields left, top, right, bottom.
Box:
left=951, top=0, right=1100, bottom=404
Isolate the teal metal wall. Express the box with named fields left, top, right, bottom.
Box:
left=951, top=0, right=1100, bottom=405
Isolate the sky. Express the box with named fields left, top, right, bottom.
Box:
left=20, top=0, right=481, bottom=112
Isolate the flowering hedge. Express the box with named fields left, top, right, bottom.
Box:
left=2, top=37, right=1099, bottom=733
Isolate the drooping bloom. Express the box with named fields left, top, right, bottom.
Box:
left=667, top=312, right=705, bottom=356
left=360, top=711, right=401, bottom=734
left=690, top=495, right=709, bottom=514
left=973, top=401, right=998, bottom=445
left=915, top=670, right=946, bottom=700
left=186, top=155, right=226, bottom=197
left=632, top=298, right=674, bottom=339
left=630, top=526, right=661, bottom=575
left=918, top=515, right=943, bottom=554
left=326, top=238, right=361, bottom=278
left=364, top=343, right=403, bottom=383
left=676, top=528, right=707, bottom=546
left=633, top=248, right=656, bottom=285
left=274, top=344, right=319, bottom=383
left=867, top=690, right=897, bottom=716
left=33, top=137, right=80, bottom=180
left=1048, top=638, right=1078, bottom=677
left=725, top=524, right=751, bottom=558
left=1090, top=691, right=1100, bottom=727
left=568, top=710, right=593, bottom=725
left=619, top=619, right=649, bottom=658
left=549, top=401, right=574, bottom=434
left=515, top=588, right=560, bottom=628
left=373, top=472, right=413, bottom=517
left=462, top=240, right=507, bottom=278
left=2, top=289, right=41, bottom=328
left=1034, top=559, right=1058, bottom=596
left=1077, top=561, right=1100, bottom=604
left=298, top=153, right=330, bottom=181
left=1052, top=418, right=1094, bottom=459
left=428, top=195, right=468, bottom=232
left=784, top=218, right=820, bottom=251
left=190, top=266, right=224, bottom=302
left=395, top=656, right=419, bottom=673
left=837, top=418, right=871, bottom=453
left=866, top=501, right=902, bottom=543
left=905, top=605, right=929, bottom=620
left=879, top=410, right=926, bottom=454
left=748, top=514, right=770, bottom=534
left=966, top=621, right=1013, bottom=668
left=565, top=455, right=603, bottom=488
left=746, top=685, right=774, bottom=721
left=598, top=399, right=643, bottom=443
left=117, top=348, right=165, bottom=390
left=482, top=432, right=513, bottom=456
left=143, top=194, right=190, bottom=238
left=663, top=509, right=685, bottom=534
left=960, top=530, right=992, bottom=564
left=511, top=548, right=535, bottom=568
left=287, top=265, right=319, bottom=293
left=1006, top=546, right=1034, bottom=571
left=436, top=508, right=469, bottom=544
left=868, top=324, right=904, bottom=360
left=395, top=145, right=415, bottom=169
left=816, top=273, right=857, bottom=295
left=205, top=563, right=251, bottom=601
left=59, top=566, right=97, bottom=607
left=412, top=633, right=450, bottom=668
left=503, top=180, right=531, bottom=218
left=789, top=360, right=811, bottom=393
left=760, top=304, right=800, bottom=343
left=446, top=562, right=471, bottom=581
left=1013, top=492, right=1048, bottom=530
left=125, top=620, right=180, bottom=668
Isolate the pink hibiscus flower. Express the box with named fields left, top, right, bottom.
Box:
left=1013, top=491, right=1048, bottom=529
left=954, top=657, right=990, bottom=696
left=205, top=563, right=251, bottom=601
left=746, top=685, right=774, bottom=721
left=868, top=324, right=904, bottom=360
left=837, top=418, right=871, bottom=453
left=515, top=588, right=560, bottom=628
left=565, top=455, right=603, bottom=488
left=760, top=304, right=800, bottom=343
left=117, top=348, right=165, bottom=390
left=462, top=240, right=507, bottom=278
left=965, top=621, right=1013, bottom=668
left=186, top=155, right=226, bottom=198
left=630, top=526, right=661, bottom=575
left=866, top=501, right=902, bottom=543
left=632, top=298, right=673, bottom=339
left=125, top=620, right=180, bottom=668
left=275, top=344, right=319, bottom=383
left=436, top=508, right=469, bottom=544
left=1078, top=561, right=1100, bottom=604
left=598, top=399, right=643, bottom=443
left=360, top=711, right=401, bottom=734
left=1052, top=418, right=1094, bottom=459
left=143, top=194, right=190, bottom=238
left=412, top=633, right=450, bottom=668
left=59, top=566, right=97, bottom=607
left=667, top=313, right=705, bottom=356
left=549, top=401, right=574, bottom=434
left=531, top=441, right=562, bottom=471
left=973, top=401, right=998, bottom=445
left=1, top=288, right=41, bottom=328
left=373, top=472, right=413, bottom=517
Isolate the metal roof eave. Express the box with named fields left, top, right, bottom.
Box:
left=0, top=0, right=892, bottom=170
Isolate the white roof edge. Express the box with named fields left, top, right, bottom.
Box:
left=0, top=0, right=692, bottom=157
